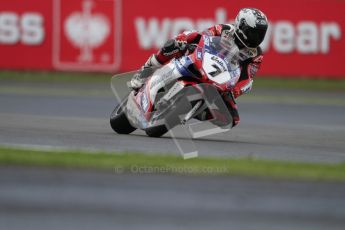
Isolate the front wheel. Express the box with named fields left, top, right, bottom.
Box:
left=145, top=125, right=168, bottom=138
left=110, top=99, right=136, bottom=134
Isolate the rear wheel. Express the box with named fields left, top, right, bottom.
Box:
left=110, top=99, right=136, bottom=134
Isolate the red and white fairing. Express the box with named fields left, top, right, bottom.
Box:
left=128, top=35, right=241, bottom=128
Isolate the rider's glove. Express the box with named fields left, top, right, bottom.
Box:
left=232, top=79, right=253, bottom=98
left=175, top=34, right=188, bottom=50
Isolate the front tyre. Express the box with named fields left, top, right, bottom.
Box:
left=110, top=99, right=136, bottom=134
left=145, top=125, right=168, bottom=138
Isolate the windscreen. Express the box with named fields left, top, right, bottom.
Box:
left=206, top=36, right=240, bottom=70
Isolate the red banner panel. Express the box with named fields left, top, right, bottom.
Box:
left=0, top=0, right=53, bottom=69
left=52, top=0, right=120, bottom=71
left=0, top=0, right=344, bottom=78
left=121, top=0, right=345, bottom=78
left=0, top=0, right=120, bottom=72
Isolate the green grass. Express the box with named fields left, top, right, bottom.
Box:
left=1, top=70, right=345, bottom=91
left=1, top=147, right=345, bottom=182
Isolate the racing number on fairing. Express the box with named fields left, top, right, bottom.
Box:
left=208, top=64, right=223, bottom=77
left=203, top=53, right=231, bottom=84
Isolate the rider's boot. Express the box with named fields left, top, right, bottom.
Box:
left=130, top=54, right=162, bottom=90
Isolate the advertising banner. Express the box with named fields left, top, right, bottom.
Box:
left=52, top=0, right=121, bottom=71
left=0, top=0, right=120, bottom=71
left=0, top=0, right=344, bottom=78
left=0, top=0, right=52, bottom=69
left=121, top=0, right=345, bottom=78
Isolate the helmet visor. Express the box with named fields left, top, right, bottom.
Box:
left=242, top=25, right=267, bottom=48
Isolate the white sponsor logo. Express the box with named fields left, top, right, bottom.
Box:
left=0, top=12, right=44, bottom=45
left=53, top=0, right=121, bottom=71
left=135, top=8, right=227, bottom=49
left=261, top=21, right=341, bottom=54
left=134, top=8, right=342, bottom=54
left=64, top=0, right=110, bottom=63
left=197, top=51, right=202, bottom=59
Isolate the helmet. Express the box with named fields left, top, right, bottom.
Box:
left=234, top=8, right=268, bottom=48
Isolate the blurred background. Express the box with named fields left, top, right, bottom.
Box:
left=0, top=0, right=344, bottom=77
left=0, top=0, right=345, bottom=230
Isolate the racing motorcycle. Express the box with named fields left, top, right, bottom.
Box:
left=110, top=35, right=241, bottom=138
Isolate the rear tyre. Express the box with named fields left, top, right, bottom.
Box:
left=145, top=125, right=168, bottom=138
left=110, top=99, right=136, bottom=134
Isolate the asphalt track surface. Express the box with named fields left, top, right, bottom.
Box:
left=1, top=80, right=345, bottom=229
left=1, top=166, right=345, bottom=230
left=0, top=80, right=344, bottom=162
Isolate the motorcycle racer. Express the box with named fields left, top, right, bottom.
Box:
left=130, top=8, right=268, bottom=127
